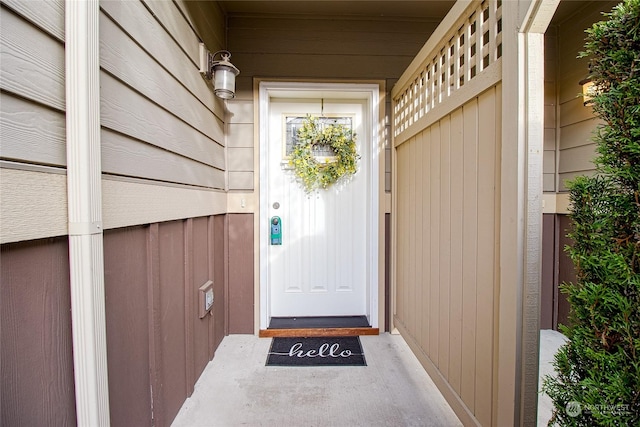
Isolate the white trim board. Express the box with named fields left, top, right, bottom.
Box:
left=0, top=167, right=227, bottom=244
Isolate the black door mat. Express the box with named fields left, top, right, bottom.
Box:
left=268, top=315, right=370, bottom=329
left=266, top=336, right=367, bottom=366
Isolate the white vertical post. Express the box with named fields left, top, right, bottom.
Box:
left=499, top=1, right=559, bottom=425
left=65, top=0, right=110, bottom=425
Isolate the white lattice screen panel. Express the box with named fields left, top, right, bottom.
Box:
left=394, top=0, right=502, bottom=136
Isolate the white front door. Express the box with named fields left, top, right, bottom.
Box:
left=265, top=97, right=370, bottom=318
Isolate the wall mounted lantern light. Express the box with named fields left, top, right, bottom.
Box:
left=579, top=77, right=596, bottom=106
left=200, top=44, right=240, bottom=99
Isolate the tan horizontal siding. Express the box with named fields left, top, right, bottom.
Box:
left=99, top=13, right=223, bottom=144
left=0, top=7, right=65, bottom=111
left=101, top=129, right=225, bottom=189
left=1, top=0, right=64, bottom=42
left=0, top=92, right=66, bottom=167
left=553, top=2, right=617, bottom=189
left=100, top=72, right=224, bottom=172
left=1, top=0, right=228, bottom=242
left=98, top=2, right=226, bottom=192
left=558, top=144, right=597, bottom=174
left=142, top=0, right=201, bottom=65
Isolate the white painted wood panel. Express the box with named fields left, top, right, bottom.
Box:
left=99, top=13, right=223, bottom=144
left=101, top=129, right=224, bottom=190
left=99, top=1, right=223, bottom=121
left=100, top=72, right=224, bottom=170
left=0, top=8, right=65, bottom=111
left=0, top=92, right=66, bottom=166
left=1, top=0, right=64, bottom=42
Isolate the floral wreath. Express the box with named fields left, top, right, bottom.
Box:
left=288, top=115, right=359, bottom=193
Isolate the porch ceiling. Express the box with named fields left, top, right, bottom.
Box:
left=218, top=1, right=601, bottom=26
left=218, top=1, right=456, bottom=20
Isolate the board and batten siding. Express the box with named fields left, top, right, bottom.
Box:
left=391, top=1, right=508, bottom=425
left=395, top=85, right=501, bottom=427
left=0, top=0, right=228, bottom=244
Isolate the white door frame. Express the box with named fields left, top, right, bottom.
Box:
left=258, top=81, right=381, bottom=330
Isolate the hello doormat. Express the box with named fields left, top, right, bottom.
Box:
left=266, top=336, right=367, bottom=366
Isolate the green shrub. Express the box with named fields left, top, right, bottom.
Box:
left=542, top=0, right=640, bottom=425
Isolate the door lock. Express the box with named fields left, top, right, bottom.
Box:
left=270, top=216, right=282, bottom=245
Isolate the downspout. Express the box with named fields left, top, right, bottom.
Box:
left=65, top=0, right=111, bottom=425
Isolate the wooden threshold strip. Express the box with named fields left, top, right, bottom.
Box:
left=259, top=327, right=379, bottom=338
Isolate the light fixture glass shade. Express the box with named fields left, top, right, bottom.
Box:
left=213, top=64, right=238, bottom=99
left=579, top=78, right=596, bottom=105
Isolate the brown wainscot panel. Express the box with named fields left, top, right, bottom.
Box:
left=158, top=220, right=188, bottom=423
left=1, top=237, right=77, bottom=427
left=103, top=226, right=152, bottom=426
left=228, top=214, right=255, bottom=334
left=213, top=215, right=226, bottom=350
left=540, top=214, right=556, bottom=330
left=2, top=215, right=227, bottom=427
left=557, top=214, right=575, bottom=329
left=191, top=217, right=213, bottom=383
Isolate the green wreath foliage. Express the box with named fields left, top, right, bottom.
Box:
left=289, top=115, right=359, bottom=193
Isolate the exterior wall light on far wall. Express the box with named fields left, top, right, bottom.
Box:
left=579, top=77, right=596, bottom=106
left=199, top=44, right=240, bottom=99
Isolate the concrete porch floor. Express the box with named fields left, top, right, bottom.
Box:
left=172, top=333, right=463, bottom=427
left=172, top=331, right=567, bottom=426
